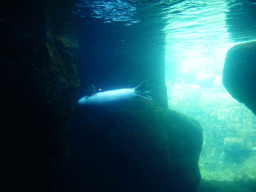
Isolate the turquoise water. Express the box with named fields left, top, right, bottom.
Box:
left=75, top=0, right=256, bottom=186
left=162, top=0, right=256, bottom=182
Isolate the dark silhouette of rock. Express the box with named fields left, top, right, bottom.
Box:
left=67, top=98, right=203, bottom=191
left=223, top=41, right=256, bottom=115
left=0, top=1, right=79, bottom=191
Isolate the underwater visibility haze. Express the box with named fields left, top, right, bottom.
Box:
left=3, top=0, right=255, bottom=191
left=72, top=0, right=256, bottom=191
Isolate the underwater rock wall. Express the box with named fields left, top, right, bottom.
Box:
left=223, top=41, right=256, bottom=115
left=114, top=100, right=203, bottom=191
left=68, top=99, right=203, bottom=191
left=0, top=1, right=79, bottom=191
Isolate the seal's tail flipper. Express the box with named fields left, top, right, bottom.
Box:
left=135, top=80, right=153, bottom=100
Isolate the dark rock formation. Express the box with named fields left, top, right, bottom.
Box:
left=223, top=41, right=256, bottom=115
left=0, top=1, right=79, bottom=191
left=67, top=98, right=203, bottom=191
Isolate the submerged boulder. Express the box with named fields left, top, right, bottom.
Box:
left=224, top=136, right=256, bottom=164
left=223, top=41, right=256, bottom=115
left=68, top=98, right=203, bottom=191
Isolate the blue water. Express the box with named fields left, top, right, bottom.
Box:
left=75, top=0, right=256, bottom=42
left=75, top=0, right=256, bottom=86
left=72, top=0, right=256, bottom=190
